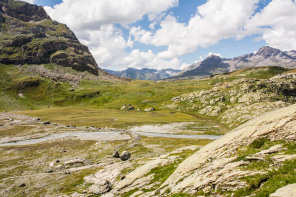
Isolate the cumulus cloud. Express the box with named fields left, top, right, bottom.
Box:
left=207, top=52, right=222, bottom=58
left=43, top=0, right=296, bottom=70
left=45, top=0, right=178, bottom=31
left=246, top=0, right=296, bottom=51
left=44, top=0, right=178, bottom=70
left=131, top=0, right=260, bottom=59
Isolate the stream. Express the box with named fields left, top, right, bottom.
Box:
left=0, top=122, right=223, bottom=147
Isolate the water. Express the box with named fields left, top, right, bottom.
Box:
left=0, top=122, right=223, bottom=147
left=136, top=132, right=222, bottom=140
left=0, top=131, right=129, bottom=147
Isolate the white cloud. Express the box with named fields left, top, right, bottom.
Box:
left=45, top=0, right=178, bottom=31
left=43, top=0, right=296, bottom=70
left=207, top=52, right=222, bottom=58
left=131, top=0, right=260, bottom=59
left=246, top=0, right=296, bottom=51
left=20, top=0, right=35, bottom=4
left=44, top=0, right=178, bottom=70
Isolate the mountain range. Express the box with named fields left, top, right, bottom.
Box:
left=104, top=68, right=180, bottom=81
left=173, top=46, right=296, bottom=79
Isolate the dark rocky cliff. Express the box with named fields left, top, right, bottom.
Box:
left=0, top=0, right=104, bottom=76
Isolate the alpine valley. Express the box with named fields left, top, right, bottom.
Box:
left=1, top=1, right=296, bottom=197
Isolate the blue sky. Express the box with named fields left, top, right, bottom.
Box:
left=28, top=0, right=296, bottom=70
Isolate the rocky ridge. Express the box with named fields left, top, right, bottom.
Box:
left=77, top=104, right=296, bottom=197
left=175, top=46, right=296, bottom=79
left=0, top=0, right=123, bottom=81
left=165, top=68, right=296, bottom=128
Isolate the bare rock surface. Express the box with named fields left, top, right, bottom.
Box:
left=159, top=104, right=296, bottom=194
left=270, top=183, right=296, bottom=197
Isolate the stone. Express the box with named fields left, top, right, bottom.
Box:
left=43, top=121, right=51, bottom=125
left=121, top=104, right=135, bottom=111
left=255, top=144, right=284, bottom=156
left=19, top=183, right=26, bottom=187
left=246, top=156, right=266, bottom=161
left=144, top=107, right=156, bottom=112
left=64, top=159, right=84, bottom=166
left=271, top=154, right=296, bottom=163
left=120, top=151, right=131, bottom=161
left=89, top=179, right=112, bottom=194
left=113, top=151, right=120, bottom=158
left=270, top=183, right=296, bottom=197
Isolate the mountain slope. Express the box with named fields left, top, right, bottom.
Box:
left=175, top=46, right=296, bottom=79
left=0, top=0, right=121, bottom=80
left=105, top=68, right=181, bottom=80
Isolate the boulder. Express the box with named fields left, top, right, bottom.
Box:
left=112, top=151, right=120, bottom=158
left=89, top=179, right=112, bottom=194
left=144, top=107, right=156, bottom=112
left=120, top=151, right=131, bottom=161
left=121, top=104, right=135, bottom=111
left=270, top=183, right=296, bottom=197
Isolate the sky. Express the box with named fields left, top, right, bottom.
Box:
left=21, top=0, right=296, bottom=71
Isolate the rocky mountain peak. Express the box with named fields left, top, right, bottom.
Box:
left=256, top=46, right=284, bottom=58
left=0, top=0, right=113, bottom=77
left=203, top=54, right=223, bottom=63
left=0, top=0, right=50, bottom=22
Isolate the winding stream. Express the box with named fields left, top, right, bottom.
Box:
left=0, top=122, right=223, bottom=147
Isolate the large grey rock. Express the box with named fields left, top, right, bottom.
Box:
left=89, top=179, right=112, bottom=194
left=112, top=151, right=120, bottom=158
left=120, top=151, right=131, bottom=161
left=270, top=183, right=296, bottom=197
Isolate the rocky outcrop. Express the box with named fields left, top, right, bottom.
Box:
left=159, top=104, right=296, bottom=195
left=0, top=0, right=50, bottom=22
left=270, top=183, right=296, bottom=197
left=166, top=70, right=296, bottom=128
left=0, top=0, right=123, bottom=80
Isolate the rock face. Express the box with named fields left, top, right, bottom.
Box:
left=0, top=0, right=118, bottom=79
left=270, top=183, right=296, bottom=197
left=175, top=46, right=296, bottom=79
left=159, top=104, right=296, bottom=195
left=166, top=69, right=296, bottom=128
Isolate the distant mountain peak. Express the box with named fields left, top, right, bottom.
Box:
left=256, top=46, right=283, bottom=58
left=173, top=46, right=296, bottom=80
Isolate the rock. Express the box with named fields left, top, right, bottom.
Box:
left=19, top=183, right=26, bottom=187
left=255, top=144, right=284, bottom=156
left=112, top=151, right=120, bottom=158
left=270, top=183, right=296, bottom=197
left=89, top=179, right=112, bottom=194
left=120, top=151, right=131, bottom=161
left=43, top=121, right=51, bottom=125
left=246, top=156, right=266, bottom=161
left=144, top=107, right=156, bottom=112
left=64, top=159, right=84, bottom=166
left=271, top=154, right=296, bottom=163
left=121, top=104, right=135, bottom=111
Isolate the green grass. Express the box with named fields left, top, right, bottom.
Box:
left=19, top=107, right=202, bottom=128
